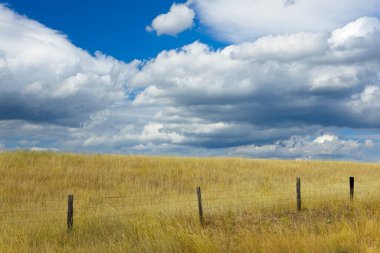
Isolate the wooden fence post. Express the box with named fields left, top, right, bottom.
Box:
left=196, top=187, right=204, bottom=225
left=350, top=177, right=354, bottom=201
left=67, top=195, right=74, bottom=231
left=296, top=178, right=301, bottom=212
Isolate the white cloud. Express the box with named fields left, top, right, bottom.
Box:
left=193, top=0, right=380, bottom=42
left=81, top=121, right=187, bottom=147
left=227, top=32, right=327, bottom=61
left=347, top=85, right=380, bottom=122
left=130, top=17, right=380, bottom=131
left=30, top=147, right=59, bottom=152
left=1, top=4, right=380, bottom=161
left=147, top=2, right=195, bottom=36
left=232, top=134, right=370, bottom=160
left=0, top=4, right=133, bottom=126
left=313, top=134, right=336, bottom=144
left=329, top=17, right=380, bottom=48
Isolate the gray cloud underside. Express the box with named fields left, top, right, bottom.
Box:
left=131, top=18, right=380, bottom=132
left=1, top=4, right=380, bottom=160
left=0, top=5, right=131, bottom=126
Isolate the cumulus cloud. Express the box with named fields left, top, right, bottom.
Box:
left=30, top=147, right=59, bottom=152
left=146, top=2, right=195, bottom=36
left=193, top=0, right=380, bottom=42
left=231, top=134, right=375, bottom=160
left=1, top=4, right=380, bottom=161
left=82, top=122, right=187, bottom=148
left=130, top=17, right=380, bottom=131
left=75, top=111, right=313, bottom=150
left=329, top=16, right=380, bottom=48
left=0, top=4, right=133, bottom=126
left=116, top=16, right=380, bottom=159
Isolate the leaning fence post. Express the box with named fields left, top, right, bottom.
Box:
left=296, top=178, right=301, bottom=212
left=196, top=187, right=204, bottom=225
left=350, top=177, right=354, bottom=201
left=67, top=194, right=74, bottom=231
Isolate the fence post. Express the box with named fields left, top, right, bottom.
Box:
left=296, top=178, right=301, bottom=212
left=196, top=187, right=204, bottom=225
left=67, top=194, right=74, bottom=231
left=350, top=177, right=354, bottom=201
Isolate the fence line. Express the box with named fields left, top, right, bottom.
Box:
left=0, top=192, right=376, bottom=213
left=1, top=189, right=368, bottom=215
left=0, top=198, right=66, bottom=203
left=0, top=207, right=67, bottom=214
left=2, top=180, right=380, bottom=204
left=2, top=176, right=380, bottom=228
left=1, top=218, right=61, bottom=225
left=73, top=199, right=199, bottom=210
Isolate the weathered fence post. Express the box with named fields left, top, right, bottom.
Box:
left=350, top=177, right=354, bottom=201
left=67, top=194, right=74, bottom=231
left=296, top=178, right=301, bottom=212
left=196, top=187, right=204, bottom=225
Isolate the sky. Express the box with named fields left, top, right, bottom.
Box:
left=0, top=0, right=380, bottom=161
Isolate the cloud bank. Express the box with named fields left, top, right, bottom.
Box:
left=1, top=4, right=380, bottom=161
left=232, top=134, right=374, bottom=160
left=131, top=17, right=380, bottom=131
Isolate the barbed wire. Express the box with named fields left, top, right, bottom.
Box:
left=2, top=190, right=378, bottom=216
left=1, top=187, right=379, bottom=210
left=0, top=207, right=66, bottom=214
left=1, top=178, right=380, bottom=204
left=204, top=198, right=295, bottom=211
left=0, top=197, right=66, bottom=203
left=0, top=217, right=62, bottom=225
left=2, top=178, right=380, bottom=225
left=74, top=199, right=198, bottom=210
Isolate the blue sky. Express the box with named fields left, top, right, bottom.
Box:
left=0, top=0, right=380, bottom=161
left=3, top=0, right=225, bottom=61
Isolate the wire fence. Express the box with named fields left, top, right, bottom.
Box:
left=1, top=177, right=380, bottom=227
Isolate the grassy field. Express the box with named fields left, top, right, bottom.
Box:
left=1, top=151, right=380, bottom=252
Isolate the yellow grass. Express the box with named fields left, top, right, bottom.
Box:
left=1, top=151, right=380, bottom=252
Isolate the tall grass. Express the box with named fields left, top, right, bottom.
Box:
left=0, top=151, right=380, bottom=252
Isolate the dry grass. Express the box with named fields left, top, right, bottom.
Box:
left=1, top=151, right=380, bottom=252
